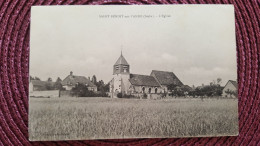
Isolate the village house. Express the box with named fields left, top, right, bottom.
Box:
left=29, top=80, right=55, bottom=92
left=61, top=71, right=97, bottom=92
left=109, top=52, right=184, bottom=97
left=222, top=80, right=238, bottom=98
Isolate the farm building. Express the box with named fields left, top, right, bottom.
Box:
left=29, top=80, right=55, bottom=92
left=109, top=52, right=184, bottom=97
left=222, top=80, right=238, bottom=98
left=61, top=71, right=97, bottom=91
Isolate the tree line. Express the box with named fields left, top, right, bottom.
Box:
left=167, top=78, right=233, bottom=98
left=71, top=75, right=109, bottom=97
left=30, top=75, right=109, bottom=97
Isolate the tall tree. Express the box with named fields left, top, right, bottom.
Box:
left=47, top=77, right=52, bottom=82
left=91, top=75, right=97, bottom=84
left=54, top=77, right=64, bottom=90
left=217, top=78, right=222, bottom=85
left=56, top=77, right=62, bottom=82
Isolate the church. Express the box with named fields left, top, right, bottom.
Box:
left=109, top=52, right=183, bottom=98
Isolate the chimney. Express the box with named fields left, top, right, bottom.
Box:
left=70, top=71, right=73, bottom=75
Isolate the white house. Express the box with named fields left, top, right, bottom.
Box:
left=222, top=80, right=238, bottom=98
left=61, top=71, right=97, bottom=92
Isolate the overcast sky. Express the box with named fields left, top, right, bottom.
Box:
left=30, top=5, right=237, bottom=86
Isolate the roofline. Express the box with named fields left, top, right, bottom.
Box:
left=129, top=74, right=161, bottom=87
left=151, top=70, right=184, bottom=85
left=151, top=70, right=173, bottom=73
left=223, top=80, right=237, bottom=88
left=61, top=74, right=94, bottom=86
left=114, top=64, right=129, bottom=66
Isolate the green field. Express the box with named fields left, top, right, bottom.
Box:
left=29, top=97, right=238, bottom=141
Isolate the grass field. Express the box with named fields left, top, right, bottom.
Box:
left=29, top=97, right=238, bottom=141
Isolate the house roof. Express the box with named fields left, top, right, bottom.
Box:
left=129, top=74, right=160, bottom=87
left=225, top=80, right=238, bottom=89
left=61, top=75, right=96, bottom=87
left=151, top=70, right=183, bottom=86
left=114, top=54, right=129, bottom=66
left=30, top=80, right=54, bottom=86
left=182, top=85, right=193, bottom=90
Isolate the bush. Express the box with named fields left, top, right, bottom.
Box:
left=143, top=93, right=148, bottom=99
left=117, top=93, right=123, bottom=98
left=161, top=93, right=167, bottom=98
left=123, top=94, right=135, bottom=98
left=71, top=83, right=108, bottom=97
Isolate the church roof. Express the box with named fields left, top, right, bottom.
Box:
left=151, top=70, right=183, bottom=86
left=114, top=54, right=129, bottom=66
left=129, top=74, right=160, bottom=87
left=61, top=74, right=96, bottom=87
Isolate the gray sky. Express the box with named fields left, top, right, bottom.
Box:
left=30, top=5, right=237, bottom=86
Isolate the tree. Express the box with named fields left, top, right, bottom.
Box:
left=95, top=80, right=105, bottom=91
left=192, top=78, right=223, bottom=97
left=172, top=86, right=187, bottom=97
left=47, top=77, right=52, bottom=82
left=225, top=89, right=232, bottom=97
left=71, top=83, right=95, bottom=97
left=91, top=75, right=97, bottom=84
left=56, top=77, right=62, bottom=82
left=225, top=89, right=237, bottom=98
left=167, top=84, right=178, bottom=97
left=54, top=77, right=64, bottom=90
left=103, top=83, right=110, bottom=92
left=217, top=78, right=222, bottom=85
left=94, top=80, right=109, bottom=97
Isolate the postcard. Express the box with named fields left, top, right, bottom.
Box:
left=29, top=5, right=238, bottom=141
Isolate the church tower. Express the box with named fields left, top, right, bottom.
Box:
left=110, top=51, right=130, bottom=97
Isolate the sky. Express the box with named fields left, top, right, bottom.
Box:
left=30, top=5, right=237, bottom=86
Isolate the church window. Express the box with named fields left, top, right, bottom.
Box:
left=142, top=87, right=145, bottom=93
left=148, top=88, right=151, bottom=93
left=155, top=88, right=158, bottom=94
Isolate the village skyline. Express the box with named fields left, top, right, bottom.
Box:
left=30, top=49, right=236, bottom=87
left=30, top=6, right=236, bottom=87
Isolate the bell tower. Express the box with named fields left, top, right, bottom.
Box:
left=110, top=51, right=131, bottom=97
left=113, top=51, right=130, bottom=75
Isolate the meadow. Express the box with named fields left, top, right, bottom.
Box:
left=29, top=97, right=238, bottom=141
